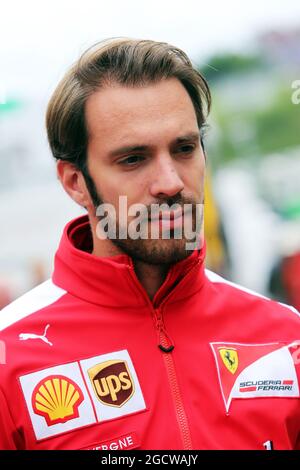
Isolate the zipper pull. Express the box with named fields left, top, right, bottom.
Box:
left=154, top=309, right=174, bottom=353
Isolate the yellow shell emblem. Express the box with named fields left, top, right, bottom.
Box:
left=32, top=375, right=84, bottom=426
left=219, top=348, right=238, bottom=374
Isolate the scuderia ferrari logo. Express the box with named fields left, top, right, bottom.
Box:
left=88, top=360, right=134, bottom=407
left=210, top=341, right=300, bottom=413
left=219, top=348, right=238, bottom=374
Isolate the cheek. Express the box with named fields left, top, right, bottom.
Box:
left=184, top=158, right=205, bottom=197
left=94, top=173, right=148, bottom=216
left=97, top=180, right=119, bottom=204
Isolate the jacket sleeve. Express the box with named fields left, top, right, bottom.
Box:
left=0, top=385, right=18, bottom=449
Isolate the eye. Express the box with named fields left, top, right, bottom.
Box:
left=119, top=155, right=145, bottom=166
left=175, top=144, right=195, bottom=155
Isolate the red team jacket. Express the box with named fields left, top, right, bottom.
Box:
left=1, top=215, right=300, bottom=450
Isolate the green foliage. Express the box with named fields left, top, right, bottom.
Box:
left=207, top=84, right=300, bottom=165
left=200, top=53, right=263, bottom=82
left=254, top=90, right=300, bottom=153
left=201, top=50, right=299, bottom=166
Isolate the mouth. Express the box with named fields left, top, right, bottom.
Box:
left=147, top=207, right=193, bottom=232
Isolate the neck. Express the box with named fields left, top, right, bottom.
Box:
left=133, top=261, right=169, bottom=300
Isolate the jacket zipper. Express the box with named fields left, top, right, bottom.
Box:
left=153, top=308, right=174, bottom=353
left=153, top=307, right=193, bottom=450
left=127, top=265, right=195, bottom=450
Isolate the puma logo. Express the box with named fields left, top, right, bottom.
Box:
left=19, top=324, right=53, bottom=346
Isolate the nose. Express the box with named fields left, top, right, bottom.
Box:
left=149, top=154, right=184, bottom=198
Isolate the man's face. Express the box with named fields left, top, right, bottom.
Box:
left=85, top=77, right=205, bottom=264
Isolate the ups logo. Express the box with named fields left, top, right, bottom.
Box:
left=88, top=360, right=134, bottom=407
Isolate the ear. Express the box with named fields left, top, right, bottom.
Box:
left=56, top=160, right=92, bottom=208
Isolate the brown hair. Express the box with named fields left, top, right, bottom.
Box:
left=46, top=38, right=211, bottom=171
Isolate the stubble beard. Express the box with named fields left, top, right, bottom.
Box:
left=83, top=170, right=203, bottom=265
left=112, top=203, right=203, bottom=265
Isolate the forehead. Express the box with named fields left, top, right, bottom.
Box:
left=85, top=78, right=198, bottom=146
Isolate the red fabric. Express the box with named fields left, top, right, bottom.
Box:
left=282, top=252, right=300, bottom=312
left=1, top=215, right=300, bottom=450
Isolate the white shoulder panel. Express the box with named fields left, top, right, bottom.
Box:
left=205, top=269, right=300, bottom=318
left=0, top=280, right=66, bottom=332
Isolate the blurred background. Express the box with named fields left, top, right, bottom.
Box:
left=0, top=0, right=299, bottom=309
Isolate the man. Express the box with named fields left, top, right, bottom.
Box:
left=0, top=38, right=300, bottom=450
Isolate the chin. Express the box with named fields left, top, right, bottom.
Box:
left=113, top=238, right=193, bottom=265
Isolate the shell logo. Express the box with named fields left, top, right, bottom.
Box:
left=32, top=375, right=84, bottom=426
